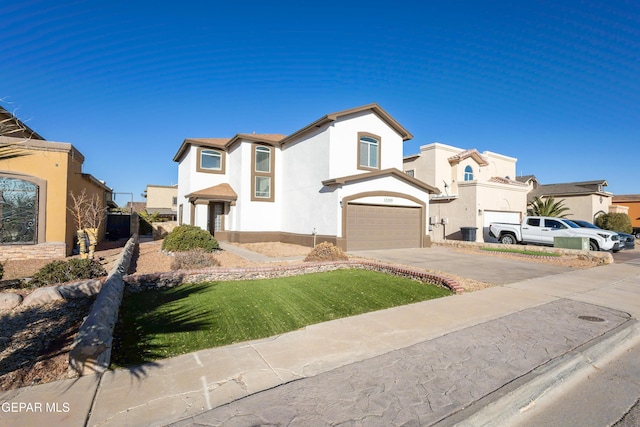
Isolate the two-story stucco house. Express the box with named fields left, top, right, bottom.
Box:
left=403, top=143, right=529, bottom=242
left=173, top=104, right=439, bottom=251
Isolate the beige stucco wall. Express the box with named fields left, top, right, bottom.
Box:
left=146, top=185, right=177, bottom=209
left=405, top=142, right=528, bottom=242
left=404, top=143, right=519, bottom=195
left=551, top=194, right=612, bottom=223
left=0, top=138, right=74, bottom=247
left=0, top=137, right=109, bottom=255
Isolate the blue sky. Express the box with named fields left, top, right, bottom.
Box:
left=2, top=0, right=638, bottom=203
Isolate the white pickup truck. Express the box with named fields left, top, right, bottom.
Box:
left=488, top=216, right=621, bottom=251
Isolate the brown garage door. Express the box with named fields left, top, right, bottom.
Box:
left=346, top=204, right=421, bottom=250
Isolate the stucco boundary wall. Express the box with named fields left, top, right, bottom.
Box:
left=433, top=240, right=614, bottom=265
left=68, top=234, right=138, bottom=378
left=124, top=260, right=464, bottom=295
left=0, top=242, right=66, bottom=261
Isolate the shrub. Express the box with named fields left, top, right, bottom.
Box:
left=30, top=258, right=107, bottom=287
left=304, top=242, right=348, bottom=262
left=595, top=213, right=633, bottom=234
left=171, top=249, right=221, bottom=270
left=161, top=225, right=219, bottom=252
left=139, top=211, right=162, bottom=236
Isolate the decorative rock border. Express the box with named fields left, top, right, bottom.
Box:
left=0, top=279, right=104, bottom=311
left=68, top=235, right=138, bottom=377
left=124, top=260, right=464, bottom=294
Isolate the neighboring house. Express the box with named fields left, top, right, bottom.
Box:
left=0, top=134, right=114, bottom=259
left=525, top=179, right=613, bottom=222
left=174, top=103, right=440, bottom=250
left=145, top=184, right=177, bottom=220
left=611, top=194, right=640, bottom=235
left=403, top=143, right=529, bottom=242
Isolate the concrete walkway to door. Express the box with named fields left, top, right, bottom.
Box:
left=348, top=245, right=580, bottom=285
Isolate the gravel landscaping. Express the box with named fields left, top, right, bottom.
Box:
left=0, top=238, right=602, bottom=390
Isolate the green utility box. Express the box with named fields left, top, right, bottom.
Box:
left=554, top=237, right=589, bottom=250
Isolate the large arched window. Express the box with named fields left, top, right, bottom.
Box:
left=0, top=176, right=39, bottom=244
left=464, top=165, right=474, bottom=181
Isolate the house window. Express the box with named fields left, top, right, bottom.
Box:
left=255, top=146, right=271, bottom=172
left=358, top=133, right=380, bottom=170
left=464, top=165, right=474, bottom=181
left=172, top=197, right=177, bottom=206
left=252, top=144, right=274, bottom=202
left=255, top=176, right=271, bottom=198
left=405, top=170, right=415, bottom=178
left=197, top=147, right=225, bottom=174
left=0, top=177, right=38, bottom=244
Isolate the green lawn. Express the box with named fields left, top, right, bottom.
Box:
left=112, top=269, right=452, bottom=367
left=481, top=247, right=561, bottom=257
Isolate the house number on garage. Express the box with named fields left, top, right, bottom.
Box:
left=383, top=197, right=394, bottom=203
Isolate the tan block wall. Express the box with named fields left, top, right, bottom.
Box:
left=0, top=242, right=66, bottom=260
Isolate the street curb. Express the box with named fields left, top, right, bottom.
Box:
left=443, top=318, right=640, bottom=427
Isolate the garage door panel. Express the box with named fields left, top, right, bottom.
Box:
left=347, top=204, right=421, bottom=250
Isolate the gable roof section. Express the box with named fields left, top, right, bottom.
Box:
left=173, top=134, right=287, bottom=162
left=186, top=183, right=238, bottom=203
left=280, top=103, right=413, bottom=144
left=448, top=148, right=489, bottom=166
left=322, top=168, right=440, bottom=194
left=225, top=133, right=287, bottom=150
left=173, top=138, right=230, bottom=162
left=516, top=175, right=537, bottom=184
left=529, top=180, right=610, bottom=198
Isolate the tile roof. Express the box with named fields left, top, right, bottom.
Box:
left=488, top=177, right=529, bottom=186
left=447, top=149, right=489, bottom=166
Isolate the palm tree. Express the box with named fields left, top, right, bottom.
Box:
left=527, top=196, right=571, bottom=217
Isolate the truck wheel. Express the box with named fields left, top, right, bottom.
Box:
left=589, top=240, right=599, bottom=251
left=499, top=234, right=516, bottom=245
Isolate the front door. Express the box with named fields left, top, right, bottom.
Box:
left=208, top=202, right=224, bottom=235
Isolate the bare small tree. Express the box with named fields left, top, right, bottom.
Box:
left=68, top=189, right=108, bottom=259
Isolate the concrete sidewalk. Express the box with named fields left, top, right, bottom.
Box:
left=1, top=261, right=640, bottom=426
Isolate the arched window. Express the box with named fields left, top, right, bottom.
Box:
left=0, top=176, right=39, bottom=244
left=464, top=165, right=474, bottom=181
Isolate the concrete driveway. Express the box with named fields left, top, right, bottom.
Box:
left=348, top=246, right=577, bottom=285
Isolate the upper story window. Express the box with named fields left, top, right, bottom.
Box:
left=405, top=170, right=415, bottom=178
left=255, top=146, right=271, bottom=172
left=464, top=165, right=474, bottom=181
left=358, top=133, right=380, bottom=170
left=197, top=147, right=225, bottom=174
left=252, top=144, right=274, bottom=202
